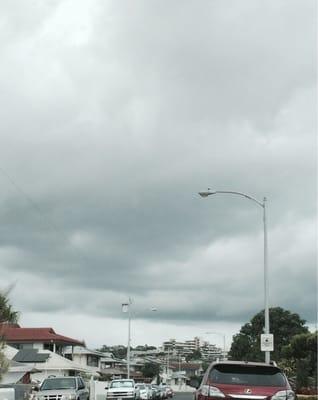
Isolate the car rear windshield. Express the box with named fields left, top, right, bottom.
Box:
left=41, top=378, right=76, bottom=390
left=209, top=365, right=286, bottom=387
left=110, top=381, right=134, bottom=388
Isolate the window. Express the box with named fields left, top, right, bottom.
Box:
left=110, top=381, right=134, bottom=388
left=209, top=365, right=286, bottom=387
left=77, top=378, right=85, bottom=389
left=87, top=355, right=99, bottom=367
left=41, top=378, right=76, bottom=390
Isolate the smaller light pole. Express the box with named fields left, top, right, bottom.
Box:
left=178, top=354, right=182, bottom=390
left=122, top=300, right=158, bottom=379
left=122, top=298, right=132, bottom=378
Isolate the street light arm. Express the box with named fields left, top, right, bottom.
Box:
left=199, top=190, right=264, bottom=208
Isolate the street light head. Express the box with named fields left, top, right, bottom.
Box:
left=122, top=303, right=129, bottom=313
left=198, top=190, right=216, bottom=198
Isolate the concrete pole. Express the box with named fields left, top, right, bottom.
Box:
left=127, top=303, right=131, bottom=378
left=263, top=198, right=270, bottom=364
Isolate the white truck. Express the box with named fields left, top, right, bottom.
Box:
left=106, top=379, right=139, bottom=400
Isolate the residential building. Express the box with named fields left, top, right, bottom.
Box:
left=64, top=346, right=105, bottom=375
left=162, top=337, right=224, bottom=360
left=0, top=323, right=84, bottom=356
left=3, top=345, right=91, bottom=381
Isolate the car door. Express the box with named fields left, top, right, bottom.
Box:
left=77, top=378, right=88, bottom=400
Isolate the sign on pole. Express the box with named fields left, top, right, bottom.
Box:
left=261, top=334, right=274, bottom=352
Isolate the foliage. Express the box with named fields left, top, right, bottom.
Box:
left=281, top=332, right=317, bottom=392
left=0, top=289, right=19, bottom=382
left=97, top=345, right=128, bottom=359
left=0, top=289, right=19, bottom=324
left=141, top=362, right=161, bottom=378
left=135, top=345, right=157, bottom=351
left=0, top=341, right=9, bottom=382
left=201, top=361, right=210, bottom=373
left=229, top=307, right=308, bottom=362
left=186, top=350, right=202, bottom=361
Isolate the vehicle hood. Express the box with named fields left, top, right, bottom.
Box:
left=211, top=384, right=287, bottom=397
left=38, top=389, right=77, bottom=396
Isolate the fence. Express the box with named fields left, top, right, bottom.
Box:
left=89, top=380, right=109, bottom=400
left=0, top=384, right=33, bottom=400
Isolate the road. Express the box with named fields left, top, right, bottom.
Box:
left=173, top=393, right=194, bottom=400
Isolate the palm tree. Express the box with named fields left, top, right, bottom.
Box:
left=0, top=288, right=19, bottom=382
left=0, top=289, right=19, bottom=324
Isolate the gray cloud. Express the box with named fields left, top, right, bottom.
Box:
left=0, top=0, right=316, bottom=347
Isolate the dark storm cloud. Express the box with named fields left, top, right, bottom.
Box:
left=0, top=0, right=316, bottom=343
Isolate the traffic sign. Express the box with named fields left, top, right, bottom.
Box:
left=261, top=334, right=274, bottom=352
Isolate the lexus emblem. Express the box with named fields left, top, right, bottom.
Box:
left=244, top=389, right=252, bottom=394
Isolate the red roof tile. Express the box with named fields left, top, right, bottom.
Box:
left=0, top=324, right=84, bottom=346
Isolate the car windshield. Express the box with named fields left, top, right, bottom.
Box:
left=110, top=381, right=134, bottom=388
left=209, top=365, right=286, bottom=387
left=41, top=378, right=77, bottom=390
left=136, top=385, right=145, bottom=390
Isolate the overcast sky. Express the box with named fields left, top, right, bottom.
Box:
left=0, top=0, right=316, bottom=351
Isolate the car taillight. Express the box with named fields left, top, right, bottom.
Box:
left=272, top=390, right=295, bottom=400
left=200, top=385, right=225, bottom=398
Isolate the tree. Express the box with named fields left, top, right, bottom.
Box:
left=229, top=307, right=308, bottom=362
left=96, top=345, right=128, bottom=359
left=0, top=289, right=19, bottom=324
left=186, top=349, right=202, bottom=361
left=0, top=289, right=19, bottom=382
left=141, top=362, right=161, bottom=378
left=281, top=331, right=317, bottom=391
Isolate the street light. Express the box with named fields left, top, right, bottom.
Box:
left=122, top=298, right=132, bottom=378
left=199, top=189, right=270, bottom=363
left=122, top=299, right=158, bottom=378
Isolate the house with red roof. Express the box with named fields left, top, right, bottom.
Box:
left=0, top=323, right=84, bottom=356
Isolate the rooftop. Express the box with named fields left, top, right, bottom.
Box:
left=0, top=323, right=84, bottom=346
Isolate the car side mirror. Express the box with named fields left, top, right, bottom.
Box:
left=33, top=387, right=39, bottom=392
left=105, top=386, right=108, bottom=390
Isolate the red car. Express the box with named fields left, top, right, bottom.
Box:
left=191, top=361, right=295, bottom=400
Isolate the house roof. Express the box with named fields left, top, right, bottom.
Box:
left=64, top=346, right=105, bottom=357
left=30, top=349, right=91, bottom=373
left=1, top=360, right=40, bottom=384
left=0, top=324, right=84, bottom=346
left=13, top=349, right=50, bottom=363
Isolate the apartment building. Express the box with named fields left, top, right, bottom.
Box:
left=162, top=336, right=224, bottom=360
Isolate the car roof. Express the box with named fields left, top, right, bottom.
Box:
left=111, top=379, right=135, bottom=383
left=44, top=377, right=76, bottom=379
left=209, top=361, right=281, bottom=370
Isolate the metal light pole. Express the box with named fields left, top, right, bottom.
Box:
left=199, top=190, right=270, bottom=363
left=122, top=298, right=132, bottom=378
left=122, top=300, right=158, bottom=378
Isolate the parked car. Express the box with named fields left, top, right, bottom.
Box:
left=135, top=384, right=150, bottom=400
left=34, top=377, right=89, bottom=400
left=190, top=361, right=295, bottom=400
left=165, top=387, right=173, bottom=398
left=107, top=379, right=139, bottom=400
left=150, top=385, right=161, bottom=400
left=145, top=384, right=155, bottom=400
left=158, top=386, right=167, bottom=400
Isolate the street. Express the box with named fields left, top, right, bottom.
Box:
left=173, top=393, right=194, bottom=400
